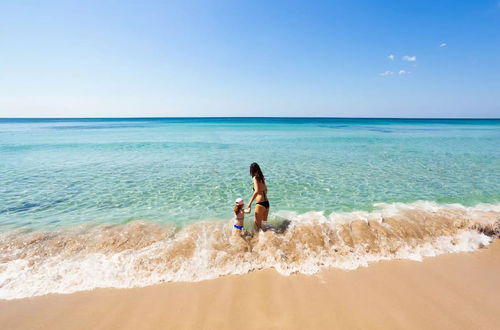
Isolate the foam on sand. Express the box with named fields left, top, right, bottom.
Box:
left=0, top=201, right=499, bottom=300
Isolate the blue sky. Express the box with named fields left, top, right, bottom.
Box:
left=1, top=0, right=499, bottom=118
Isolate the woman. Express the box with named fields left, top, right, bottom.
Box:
left=247, top=162, right=269, bottom=231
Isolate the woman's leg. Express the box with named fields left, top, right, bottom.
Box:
left=262, top=206, right=269, bottom=222
left=260, top=206, right=270, bottom=230
left=254, top=204, right=265, bottom=231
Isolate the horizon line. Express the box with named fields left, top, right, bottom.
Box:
left=1, top=116, right=500, bottom=120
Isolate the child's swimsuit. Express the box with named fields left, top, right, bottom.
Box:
left=234, top=210, right=244, bottom=230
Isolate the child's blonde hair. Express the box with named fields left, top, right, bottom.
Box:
left=233, top=198, right=244, bottom=214
left=233, top=203, right=243, bottom=214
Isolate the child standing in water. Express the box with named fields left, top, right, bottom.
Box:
left=233, top=198, right=250, bottom=235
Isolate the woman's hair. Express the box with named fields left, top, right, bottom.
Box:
left=233, top=203, right=243, bottom=214
left=250, top=162, right=265, bottom=183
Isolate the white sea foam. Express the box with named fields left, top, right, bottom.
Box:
left=0, top=201, right=499, bottom=300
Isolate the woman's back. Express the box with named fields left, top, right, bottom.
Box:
left=253, top=177, right=267, bottom=202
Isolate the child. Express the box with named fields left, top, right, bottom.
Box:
left=233, top=198, right=251, bottom=234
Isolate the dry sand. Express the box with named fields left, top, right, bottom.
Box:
left=1, top=240, right=499, bottom=330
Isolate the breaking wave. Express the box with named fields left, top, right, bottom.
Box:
left=1, top=201, right=499, bottom=300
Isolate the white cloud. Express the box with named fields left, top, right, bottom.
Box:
left=440, top=42, right=447, bottom=48
left=398, top=70, right=410, bottom=75
left=388, top=54, right=395, bottom=60
left=402, top=55, right=416, bottom=62
left=380, top=70, right=394, bottom=76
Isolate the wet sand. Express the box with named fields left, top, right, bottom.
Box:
left=1, top=240, right=499, bottom=330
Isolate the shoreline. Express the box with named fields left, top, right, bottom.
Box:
left=1, top=240, right=499, bottom=329
left=2, top=201, right=498, bottom=300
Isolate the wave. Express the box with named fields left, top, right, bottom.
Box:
left=1, top=201, right=499, bottom=300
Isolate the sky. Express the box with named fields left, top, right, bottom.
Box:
left=1, top=0, right=499, bottom=118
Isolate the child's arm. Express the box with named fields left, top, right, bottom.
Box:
left=244, top=208, right=251, bottom=214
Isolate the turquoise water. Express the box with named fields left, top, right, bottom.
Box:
left=1, top=118, right=500, bottom=300
left=1, top=118, right=499, bottom=230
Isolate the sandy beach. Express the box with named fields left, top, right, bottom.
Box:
left=1, top=240, right=498, bottom=330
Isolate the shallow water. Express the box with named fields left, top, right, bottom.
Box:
left=0, top=118, right=499, bottom=299
left=1, top=118, right=499, bottom=230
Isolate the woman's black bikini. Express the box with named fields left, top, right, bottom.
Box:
left=256, top=200, right=270, bottom=208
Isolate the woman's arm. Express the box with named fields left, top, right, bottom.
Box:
left=247, top=177, right=259, bottom=208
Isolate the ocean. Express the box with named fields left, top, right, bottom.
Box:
left=1, top=117, right=499, bottom=299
